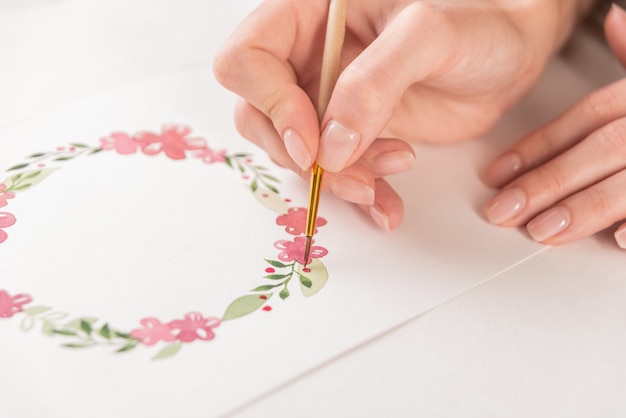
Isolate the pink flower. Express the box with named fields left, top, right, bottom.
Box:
left=100, top=132, right=145, bottom=155
left=130, top=317, right=177, bottom=346
left=0, top=212, right=16, bottom=244
left=0, top=290, right=32, bottom=318
left=276, top=207, right=327, bottom=235
left=0, top=184, right=15, bottom=208
left=168, top=312, right=220, bottom=343
left=193, top=147, right=227, bottom=164
left=274, top=236, right=328, bottom=265
left=137, top=125, right=206, bottom=160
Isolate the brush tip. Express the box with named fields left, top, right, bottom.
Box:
left=303, top=235, right=313, bottom=268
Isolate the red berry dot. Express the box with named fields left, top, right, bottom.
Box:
left=242, top=175, right=250, bottom=180
left=265, top=267, right=275, bottom=273
left=245, top=158, right=253, bottom=163
left=56, top=146, right=65, bottom=151
left=284, top=198, right=292, bottom=202
left=69, top=146, right=76, bottom=151
left=303, top=268, right=311, bottom=273
left=262, top=306, right=272, bottom=311
left=259, top=295, right=268, bottom=300
left=262, top=193, right=269, bottom=198
left=37, top=163, right=45, bottom=168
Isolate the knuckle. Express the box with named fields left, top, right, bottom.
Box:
left=595, top=118, right=626, bottom=161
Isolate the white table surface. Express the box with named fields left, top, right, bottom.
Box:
left=1, top=1, right=625, bottom=417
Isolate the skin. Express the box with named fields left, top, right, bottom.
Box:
left=213, top=0, right=626, bottom=249
left=483, top=4, right=626, bottom=248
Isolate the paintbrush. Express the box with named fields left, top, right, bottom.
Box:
left=303, top=0, right=349, bottom=267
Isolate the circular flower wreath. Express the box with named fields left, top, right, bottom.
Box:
left=0, top=124, right=329, bottom=360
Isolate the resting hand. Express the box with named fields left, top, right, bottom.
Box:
left=214, top=0, right=592, bottom=230
left=483, top=4, right=626, bottom=248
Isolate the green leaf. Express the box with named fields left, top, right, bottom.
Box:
left=99, top=323, right=112, bottom=339
left=89, top=148, right=103, bottom=154
left=54, top=156, right=74, bottom=161
left=298, top=259, right=329, bottom=297
left=152, top=342, right=182, bottom=360
left=224, top=156, right=233, bottom=168
left=117, top=339, right=140, bottom=352
left=234, top=153, right=250, bottom=158
left=27, top=152, right=46, bottom=158
left=265, top=259, right=290, bottom=268
left=222, top=293, right=272, bottom=321
left=70, top=143, right=89, bottom=148
left=299, top=276, right=313, bottom=288
left=266, top=184, right=280, bottom=194
left=7, top=163, right=29, bottom=171
left=237, top=163, right=245, bottom=173
left=23, top=305, right=52, bottom=315
left=64, top=316, right=98, bottom=331
left=254, top=165, right=269, bottom=171
left=3, top=168, right=58, bottom=192
left=261, top=174, right=280, bottom=182
left=53, top=328, right=78, bottom=336
left=263, top=273, right=290, bottom=280
left=250, top=179, right=258, bottom=192
left=80, top=319, right=93, bottom=335
left=41, top=320, right=56, bottom=336
left=113, top=330, right=131, bottom=339
left=63, top=341, right=97, bottom=349
left=279, top=287, right=290, bottom=300
left=250, top=284, right=282, bottom=292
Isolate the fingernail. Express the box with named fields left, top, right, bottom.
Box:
left=527, top=206, right=571, bottom=242
left=330, top=175, right=375, bottom=205
left=484, top=152, right=522, bottom=187
left=484, top=186, right=527, bottom=224
left=612, top=2, right=626, bottom=17
left=369, top=204, right=390, bottom=231
left=614, top=226, right=626, bottom=249
left=372, top=151, right=416, bottom=176
left=283, top=129, right=311, bottom=170
left=318, top=120, right=360, bottom=172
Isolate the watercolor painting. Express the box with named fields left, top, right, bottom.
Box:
left=0, top=124, right=329, bottom=360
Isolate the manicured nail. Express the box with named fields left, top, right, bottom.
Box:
left=527, top=206, right=571, bottom=242
left=318, top=120, right=360, bottom=172
left=484, top=186, right=526, bottom=224
left=283, top=129, right=311, bottom=171
left=614, top=225, right=626, bottom=249
left=372, top=151, right=416, bottom=176
left=330, top=175, right=375, bottom=205
left=612, top=2, right=626, bottom=17
left=369, top=204, right=390, bottom=231
left=484, top=152, right=522, bottom=187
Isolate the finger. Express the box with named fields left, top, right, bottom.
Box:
left=525, top=168, right=626, bottom=245
left=234, top=98, right=303, bottom=175
left=317, top=2, right=454, bottom=173
left=484, top=78, right=626, bottom=187
left=484, top=116, right=626, bottom=227
left=213, top=0, right=322, bottom=170
left=361, top=138, right=416, bottom=177
left=358, top=179, right=404, bottom=231
left=605, top=3, right=626, bottom=68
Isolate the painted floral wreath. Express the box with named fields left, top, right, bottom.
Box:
left=0, top=124, right=329, bottom=360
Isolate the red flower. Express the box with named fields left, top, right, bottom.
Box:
left=0, top=212, right=16, bottom=244
left=194, top=147, right=227, bottom=164
left=168, top=312, right=220, bottom=343
left=99, top=132, right=144, bottom=155
left=130, top=317, right=177, bottom=346
left=274, top=236, right=328, bottom=265
left=137, top=125, right=206, bottom=160
left=276, top=207, right=327, bottom=235
left=0, top=184, right=15, bottom=208
left=0, top=290, right=32, bottom=318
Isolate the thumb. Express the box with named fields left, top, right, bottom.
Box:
left=316, top=4, right=451, bottom=173
left=605, top=3, right=626, bottom=68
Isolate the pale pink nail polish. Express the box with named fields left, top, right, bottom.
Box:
left=318, top=120, right=360, bottom=172
left=614, top=226, right=626, bottom=249
left=527, top=206, right=571, bottom=242
left=329, top=175, right=375, bottom=205
left=484, top=186, right=527, bottom=224
left=485, top=152, right=522, bottom=186
left=283, top=129, right=311, bottom=170
left=369, top=204, right=390, bottom=231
